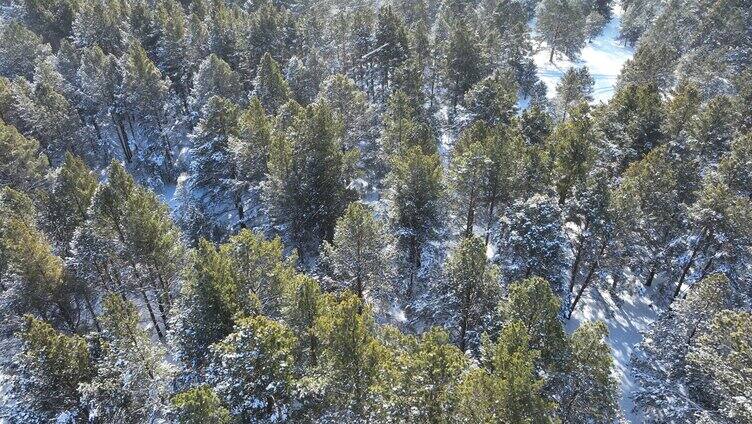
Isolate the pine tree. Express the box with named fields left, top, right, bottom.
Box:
left=0, top=22, right=50, bottom=80
left=611, top=145, right=683, bottom=290
left=80, top=295, right=174, bottom=423
left=685, top=310, right=752, bottom=423
left=551, top=103, right=594, bottom=205
left=444, top=236, right=500, bottom=352
left=500, top=276, right=567, bottom=368
left=190, top=54, right=243, bottom=119
left=21, top=0, right=77, bottom=47
left=208, top=315, right=297, bottom=422
left=454, top=321, right=554, bottom=422
left=449, top=122, right=491, bottom=237
left=387, top=146, right=443, bottom=273
left=265, top=101, right=356, bottom=247
left=443, top=18, right=486, bottom=111
left=0, top=119, right=47, bottom=192
left=632, top=274, right=733, bottom=422
left=314, top=292, right=391, bottom=419
left=0, top=188, right=83, bottom=332
left=171, top=385, right=231, bottom=424
left=12, top=316, right=92, bottom=422
left=174, top=237, right=237, bottom=367
left=154, top=0, right=189, bottom=107
left=14, top=59, right=93, bottom=164
left=185, top=95, right=242, bottom=233
left=536, top=0, right=587, bottom=62
left=231, top=96, right=272, bottom=187
left=558, top=321, right=619, bottom=423
left=317, top=74, right=375, bottom=159
left=601, top=83, right=665, bottom=170
left=322, top=202, right=396, bottom=302
left=252, top=52, right=292, bottom=114
left=496, top=195, right=568, bottom=292
left=390, top=327, right=467, bottom=422
left=72, top=0, right=128, bottom=56
left=554, top=67, right=594, bottom=121
left=120, top=41, right=175, bottom=178
left=223, top=229, right=296, bottom=319
left=44, top=153, right=97, bottom=255
left=375, top=5, right=410, bottom=97
left=281, top=274, right=324, bottom=369
left=464, top=70, right=518, bottom=126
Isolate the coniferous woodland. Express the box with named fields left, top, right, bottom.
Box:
left=0, top=0, right=750, bottom=422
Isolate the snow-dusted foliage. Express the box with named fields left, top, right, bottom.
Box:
left=1, top=0, right=750, bottom=422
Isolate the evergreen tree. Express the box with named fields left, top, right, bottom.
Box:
left=558, top=321, right=619, bottom=423
left=265, top=101, right=356, bottom=247
left=0, top=22, right=50, bottom=80
left=536, top=0, right=587, bottom=62
left=444, top=236, right=500, bottom=352
left=72, top=0, right=128, bottom=56
left=322, top=202, right=396, bottom=302
left=208, top=315, right=297, bottom=422
left=80, top=295, right=174, bottom=423
left=390, top=327, right=467, bottom=422
left=685, top=310, right=752, bottom=423
left=375, top=5, right=410, bottom=97
left=551, top=103, right=595, bottom=205
left=190, top=54, right=243, bottom=119
left=601, top=83, right=665, bottom=170
left=500, top=276, right=567, bottom=368
left=0, top=119, right=47, bottom=192
left=387, top=146, right=443, bottom=273
left=11, top=316, right=92, bottom=422
left=252, top=52, right=292, bottom=114
left=185, top=95, right=242, bottom=233
left=44, top=153, right=97, bottom=255
left=454, top=321, right=554, bottom=422
left=554, top=67, right=594, bottom=121
left=171, top=385, right=231, bottom=424
left=443, top=18, right=485, bottom=111
left=496, top=194, right=568, bottom=292
left=314, top=292, right=391, bottom=419
left=449, top=122, right=491, bottom=237
left=21, top=0, right=77, bottom=47
left=611, top=145, right=683, bottom=290
left=464, top=70, right=518, bottom=126
left=632, top=274, right=733, bottom=422
left=231, top=96, right=272, bottom=187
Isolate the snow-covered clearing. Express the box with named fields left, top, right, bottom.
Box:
left=534, top=5, right=634, bottom=102
left=566, top=283, right=659, bottom=423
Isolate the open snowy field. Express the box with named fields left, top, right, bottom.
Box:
left=534, top=5, right=634, bottom=102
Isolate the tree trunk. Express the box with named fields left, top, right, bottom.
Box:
left=645, top=264, right=657, bottom=287
left=568, top=220, right=590, bottom=293
left=549, top=47, right=556, bottom=63
left=674, top=235, right=704, bottom=299
left=569, top=239, right=607, bottom=319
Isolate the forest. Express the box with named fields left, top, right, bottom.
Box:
left=0, top=0, right=750, bottom=422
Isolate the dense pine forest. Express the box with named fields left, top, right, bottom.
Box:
left=0, top=0, right=750, bottom=422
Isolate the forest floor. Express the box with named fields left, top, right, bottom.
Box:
left=565, top=282, right=659, bottom=423
left=534, top=4, right=634, bottom=102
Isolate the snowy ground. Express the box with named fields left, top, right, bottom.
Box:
left=534, top=5, right=634, bottom=103
left=566, top=283, right=659, bottom=423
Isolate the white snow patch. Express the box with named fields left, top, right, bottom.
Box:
left=566, top=282, right=658, bottom=423
left=534, top=5, right=633, bottom=102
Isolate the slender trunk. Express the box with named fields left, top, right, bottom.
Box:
left=645, top=264, right=657, bottom=287
left=549, top=46, right=555, bottom=63
left=464, top=200, right=475, bottom=238
left=568, top=220, right=590, bottom=293
left=484, top=195, right=498, bottom=247
left=569, top=239, right=607, bottom=319
left=674, top=233, right=705, bottom=299
left=83, top=292, right=102, bottom=333
left=139, top=289, right=165, bottom=340
left=699, top=256, right=714, bottom=281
